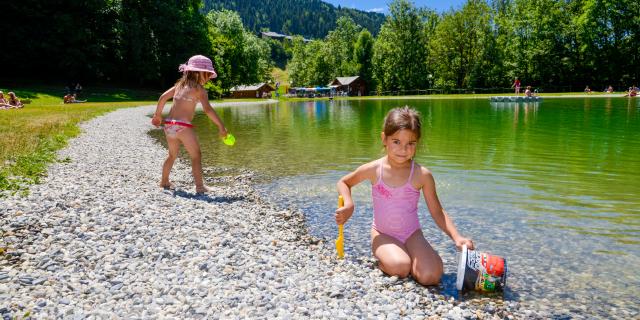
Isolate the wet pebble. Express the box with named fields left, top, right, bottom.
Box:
left=0, top=104, right=548, bottom=319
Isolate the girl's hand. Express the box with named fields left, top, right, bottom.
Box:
left=454, top=236, right=474, bottom=251
left=335, top=205, right=354, bottom=225
left=151, top=115, right=162, bottom=127
left=218, top=127, right=228, bottom=138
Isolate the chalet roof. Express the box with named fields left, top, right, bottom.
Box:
left=230, top=83, right=274, bottom=92
left=330, top=76, right=360, bottom=86
left=261, top=31, right=288, bottom=39
left=261, top=31, right=311, bottom=42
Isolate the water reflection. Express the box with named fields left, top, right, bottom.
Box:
left=151, top=97, right=640, bottom=317
left=181, top=98, right=640, bottom=242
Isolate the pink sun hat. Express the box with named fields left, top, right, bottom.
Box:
left=178, top=55, right=217, bottom=78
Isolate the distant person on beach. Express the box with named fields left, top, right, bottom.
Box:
left=607, top=86, right=614, bottom=93
left=512, top=77, right=521, bottom=95
left=525, top=86, right=533, bottom=97
left=151, top=55, right=228, bottom=193
left=625, top=87, right=637, bottom=97
left=584, top=86, right=591, bottom=93
left=335, top=106, right=474, bottom=285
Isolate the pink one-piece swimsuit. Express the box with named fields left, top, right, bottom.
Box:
left=372, top=160, right=421, bottom=243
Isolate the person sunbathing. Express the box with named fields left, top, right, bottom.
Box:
left=64, top=94, right=86, bottom=103
left=0, top=91, right=12, bottom=109
left=7, top=92, right=23, bottom=108
left=63, top=93, right=74, bottom=103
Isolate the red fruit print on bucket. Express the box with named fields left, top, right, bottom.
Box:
left=456, top=245, right=508, bottom=293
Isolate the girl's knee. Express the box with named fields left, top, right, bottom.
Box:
left=167, top=152, right=178, bottom=160
left=413, top=259, right=443, bottom=286
left=190, top=152, right=202, bottom=162
left=413, top=269, right=443, bottom=286
left=380, top=258, right=412, bottom=278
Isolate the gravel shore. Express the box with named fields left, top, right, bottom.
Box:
left=0, top=104, right=542, bottom=319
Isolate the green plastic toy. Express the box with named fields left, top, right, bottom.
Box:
left=222, top=133, right=236, bottom=146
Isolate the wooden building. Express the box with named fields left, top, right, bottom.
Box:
left=261, top=31, right=311, bottom=43
left=230, top=83, right=275, bottom=99
left=328, top=76, right=367, bottom=96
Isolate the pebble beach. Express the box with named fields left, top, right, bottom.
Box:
left=0, top=104, right=545, bottom=319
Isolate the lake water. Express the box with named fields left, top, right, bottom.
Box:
left=153, top=97, right=640, bottom=318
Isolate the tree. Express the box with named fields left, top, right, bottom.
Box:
left=120, top=0, right=210, bottom=86
left=288, top=17, right=363, bottom=87
left=325, top=16, right=361, bottom=78
left=202, top=0, right=385, bottom=39
left=429, top=0, right=493, bottom=89
left=570, top=0, right=639, bottom=87
left=265, top=38, right=291, bottom=69
left=372, top=0, right=430, bottom=92
left=1, top=0, right=122, bottom=83
left=508, top=0, right=569, bottom=88
left=287, top=37, right=310, bottom=87
left=354, top=29, right=375, bottom=90
left=287, top=38, right=332, bottom=87
left=206, top=10, right=272, bottom=90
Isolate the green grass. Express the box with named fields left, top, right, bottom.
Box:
left=0, top=86, right=159, bottom=195
left=0, top=85, right=283, bottom=195
left=6, top=85, right=161, bottom=104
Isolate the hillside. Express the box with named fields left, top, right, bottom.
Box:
left=202, top=0, right=385, bottom=39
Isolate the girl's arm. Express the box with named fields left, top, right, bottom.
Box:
left=420, top=166, right=474, bottom=250
left=199, top=88, right=227, bottom=137
left=151, top=86, right=175, bottom=126
left=335, top=160, right=377, bottom=225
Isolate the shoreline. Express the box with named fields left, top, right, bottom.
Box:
left=276, top=93, right=633, bottom=101
left=0, top=104, right=542, bottom=318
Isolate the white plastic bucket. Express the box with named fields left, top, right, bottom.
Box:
left=456, top=245, right=508, bottom=292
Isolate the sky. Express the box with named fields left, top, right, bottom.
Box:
left=323, top=0, right=466, bottom=14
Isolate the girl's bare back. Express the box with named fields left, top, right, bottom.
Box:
left=169, top=86, right=203, bottom=122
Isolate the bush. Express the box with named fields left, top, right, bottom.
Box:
left=204, top=82, right=224, bottom=99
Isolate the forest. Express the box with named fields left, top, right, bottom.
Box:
left=202, top=0, right=386, bottom=39
left=2, top=0, right=638, bottom=94
left=288, top=0, right=640, bottom=92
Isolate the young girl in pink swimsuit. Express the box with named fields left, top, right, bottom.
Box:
left=151, top=55, right=228, bottom=193
left=335, top=106, right=474, bottom=285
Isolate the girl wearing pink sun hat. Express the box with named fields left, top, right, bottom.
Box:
left=151, top=54, right=228, bottom=193
left=178, top=55, right=217, bottom=79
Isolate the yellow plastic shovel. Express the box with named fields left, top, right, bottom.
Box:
left=335, top=195, right=345, bottom=259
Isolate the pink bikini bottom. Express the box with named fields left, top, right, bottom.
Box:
left=163, top=119, right=193, bottom=136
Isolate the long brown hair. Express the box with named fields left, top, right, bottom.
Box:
left=7, top=92, right=18, bottom=104
left=174, top=71, right=208, bottom=92
left=382, top=106, right=422, bottom=140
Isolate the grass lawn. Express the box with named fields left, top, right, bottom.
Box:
left=0, top=85, right=281, bottom=194
left=0, top=86, right=159, bottom=194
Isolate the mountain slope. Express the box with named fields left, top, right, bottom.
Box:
left=202, top=0, right=385, bottom=39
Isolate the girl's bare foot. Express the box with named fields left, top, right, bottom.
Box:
left=195, top=185, right=212, bottom=194
left=160, top=182, right=175, bottom=190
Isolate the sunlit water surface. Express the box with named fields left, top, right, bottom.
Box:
left=152, top=97, right=640, bottom=318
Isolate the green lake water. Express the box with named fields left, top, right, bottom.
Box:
left=153, top=97, right=640, bottom=317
